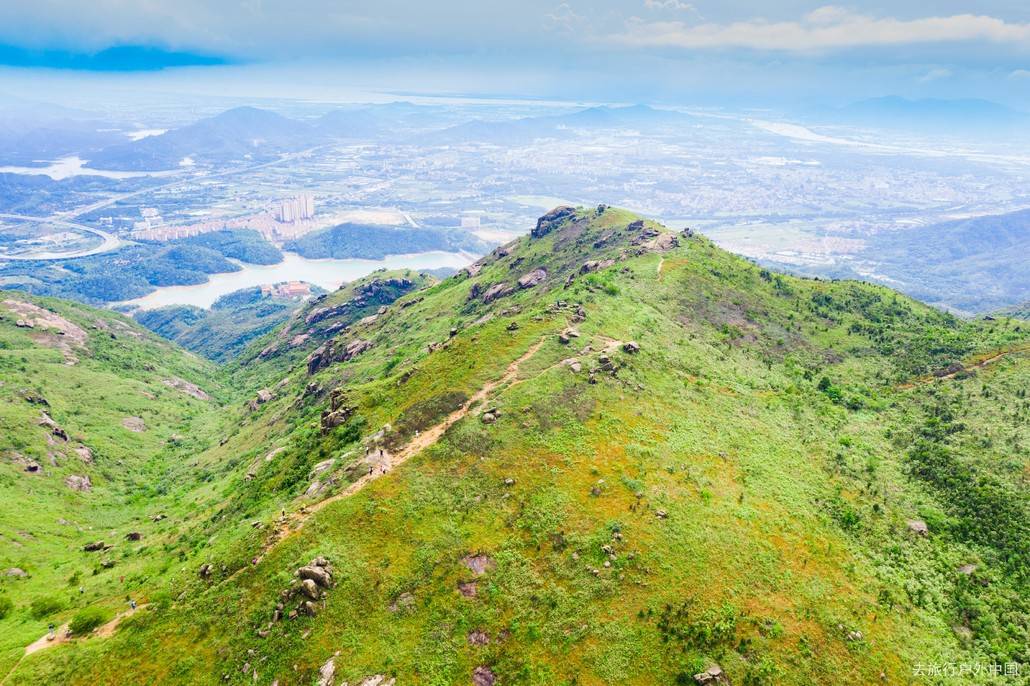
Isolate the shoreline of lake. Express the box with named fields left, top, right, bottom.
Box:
left=116, top=249, right=476, bottom=310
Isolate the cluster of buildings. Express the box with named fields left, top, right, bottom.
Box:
left=275, top=194, right=315, bottom=223
left=259, top=281, right=312, bottom=299
left=128, top=194, right=320, bottom=242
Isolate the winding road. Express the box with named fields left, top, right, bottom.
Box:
left=0, top=214, right=122, bottom=261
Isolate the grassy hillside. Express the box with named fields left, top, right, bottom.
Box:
left=1, top=208, right=1027, bottom=685
left=0, top=292, right=241, bottom=678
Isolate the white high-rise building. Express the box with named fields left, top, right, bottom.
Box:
left=276, top=194, right=315, bottom=223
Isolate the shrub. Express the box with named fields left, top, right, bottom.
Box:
left=0, top=595, right=13, bottom=620
left=29, top=596, right=64, bottom=619
left=69, top=606, right=109, bottom=635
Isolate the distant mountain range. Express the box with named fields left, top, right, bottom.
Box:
left=817, top=96, right=1030, bottom=137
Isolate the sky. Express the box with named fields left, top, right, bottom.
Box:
left=0, top=1, right=1028, bottom=108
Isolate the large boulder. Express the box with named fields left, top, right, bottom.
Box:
left=307, top=338, right=373, bottom=375
left=694, top=664, right=729, bottom=684
left=532, top=206, right=577, bottom=238
left=316, top=655, right=337, bottom=686
left=64, top=475, right=92, bottom=492
left=298, top=564, right=333, bottom=588
left=481, top=283, right=515, bottom=303
left=517, top=268, right=547, bottom=289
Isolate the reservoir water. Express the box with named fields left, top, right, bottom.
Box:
left=120, top=250, right=475, bottom=310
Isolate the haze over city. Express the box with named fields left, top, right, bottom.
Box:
left=0, top=3, right=1027, bottom=686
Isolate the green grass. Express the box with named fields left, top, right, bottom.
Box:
left=1, top=207, right=1026, bottom=685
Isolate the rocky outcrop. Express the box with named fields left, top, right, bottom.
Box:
left=307, top=338, right=373, bottom=375
left=316, top=655, right=337, bottom=686
left=517, top=268, right=547, bottom=289
left=693, top=664, right=729, bottom=684
left=580, top=259, right=615, bottom=274
left=265, top=557, right=335, bottom=629
left=83, top=541, right=110, bottom=552
left=472, top=666, right=497, bottom=686
left=907, top=519, right=929, bottom=536
left=38, top=412, right=69, bottom=441
left=309, top=335, right=374, bottom=374
left=532, top=206, right=577, bottom=238
left=462, top=553, right=496, bottom=576
left=74, top=445, right=93, bottom=464
left=122, top=416, right=146, bottom=432
left=162, top=377, right=210, bottom=401
left=306, top=278, right=415, bottom=326
left=480, top=283, right=515, bottom=304
left=321, top=388, right=356, bottom=434
left=64, top=475, right=92, bottom=492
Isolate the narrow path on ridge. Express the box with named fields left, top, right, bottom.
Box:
left=266, top=337, right=549, bottom=547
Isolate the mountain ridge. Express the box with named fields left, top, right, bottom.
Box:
left=1, top=206, right=1026, bottom=685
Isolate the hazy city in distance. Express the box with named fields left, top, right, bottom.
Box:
left=0, top=3, right=1028, bottom=685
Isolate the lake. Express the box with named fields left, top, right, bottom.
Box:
left=120, top=250, right=475, bottom=310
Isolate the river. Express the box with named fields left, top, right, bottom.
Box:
left=119, top=250, right=475, bottom=310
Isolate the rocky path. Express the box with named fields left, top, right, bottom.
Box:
left=899, top=343, right=1028, bottom=389
left=1, top=605, right=145, bottom=684
left=267, top=338, right=548, bottom=545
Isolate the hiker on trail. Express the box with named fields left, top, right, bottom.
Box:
left=129, top=599, right=137, bottom=611
left=48, top=623, right=55, bottom=640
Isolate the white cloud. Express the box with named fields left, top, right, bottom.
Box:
left=643, top=0, right=696, bottom=12
left=544, top=3, right=584, bottom=33
left=919, top=68, right=952, bottom=82
left=612, top=7, right=1030, bottom=52
left=1009, top=69, right=1030, bottom=79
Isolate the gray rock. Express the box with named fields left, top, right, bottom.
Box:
left=517, top=268, right=547, bottom=289
left=907, top=519, right=929, bottom=536
left=531, top=206, right=577, bottom=238
left=64, top=474, right=92, bottom=492
left=472, top=666, right=497, bottom=686
left=300, top=578, right=321, bottom=600
left=298, top=564, right=333, bottom=588
left=693, top=664, right=729, bottom=684
left=463, top=554, right=495, bottom=576
left=316, top=655, right=337, bottom=686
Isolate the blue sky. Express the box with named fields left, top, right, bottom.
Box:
left=0, top=1, right=1028, bottom=107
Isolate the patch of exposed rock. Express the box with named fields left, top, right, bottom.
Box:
left=321, top=388, right=357, bottom=434
left=462, top=553, right=496, bottom=576
left=472, top=666, right=497, bottom=686
left=531, top=206, right=577, bottom=238
left=263, top=556, right=334, bottom=629
left=38, top=412, right=69, bottom=441
left=162, top=377, right=210, bottom=400
left=307, top=338, right=373, bottom=375
left=517, top=268, right=547, bottom=289
left=122, top=416, right=146, bottom=433
left=694, top=664, right=729, bottom=684
left=64, top=474, right=92, bottom=492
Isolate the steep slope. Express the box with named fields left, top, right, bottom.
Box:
left=0, top=293, right=230, bottom=677
left=133, top=283, right=325, bottom=363
left=3, top=208, right=1027, bottom=685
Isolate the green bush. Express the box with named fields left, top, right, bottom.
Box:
left=68, top=606, right=109, bottom=635
left=29, top=596, right=64, bottom=619
left=0, top=595, right=13, bottom=620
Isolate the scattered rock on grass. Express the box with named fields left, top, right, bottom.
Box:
left=472, top=666, right=497, bottom=686
left=64, top=474, right=92, bottom=492
left=462, top=554, right=496, bottom=576
left=906, top=519, right=929, bottom=536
